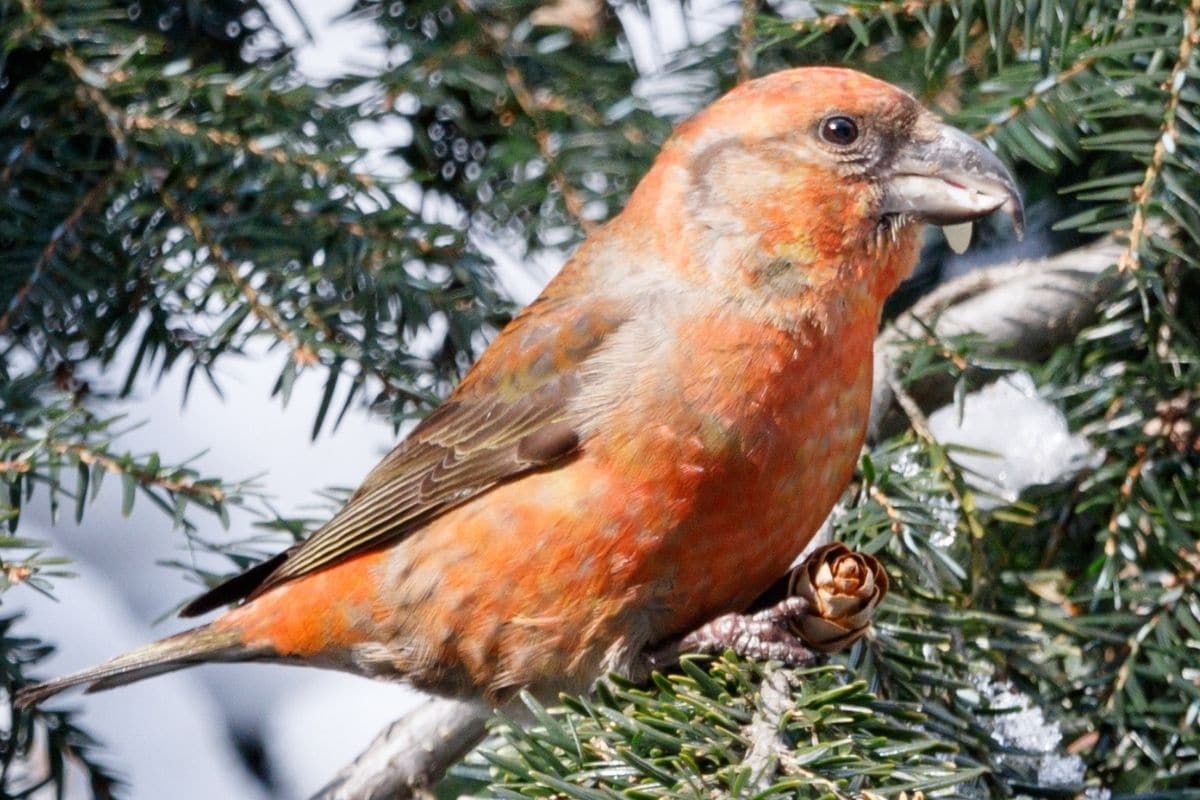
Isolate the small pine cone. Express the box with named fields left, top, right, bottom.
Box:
left=787, top=543, right=889, bottom=652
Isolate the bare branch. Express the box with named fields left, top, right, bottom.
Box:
left=310, top=697, right=489, bottom=800
left=736, top=0, right=760, bottom=83
left=868, top=235, right=1126, bottom=443
left=740, top=667, right=794, bottom=794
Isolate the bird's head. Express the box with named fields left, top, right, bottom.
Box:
left=618, top=67, right=1022, bottom=309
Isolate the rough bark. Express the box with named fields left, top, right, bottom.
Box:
left=310, top=697, right=490, bottom=800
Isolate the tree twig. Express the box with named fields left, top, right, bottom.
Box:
left=0, top=424, right=228, bottom=505
left=48, top=440, right=226, bottom=504
left=736, top=0, right=760, bottom=83
left=157, top=191, right=317, bottom=366
left=1116, top=0, right=1198, bottom=272
left=974, top=56, right=1096, bottom=142
left=310, top=697, right=490, bottom=800
left=740, top=667, right=794, bottom=794
left=0, top=171, right=123, bottom=335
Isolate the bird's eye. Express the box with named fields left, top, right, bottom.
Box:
left=820, top=115, right=859, bottom=146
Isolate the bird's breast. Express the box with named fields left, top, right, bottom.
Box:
left=587, top=305, right=878, bottom=639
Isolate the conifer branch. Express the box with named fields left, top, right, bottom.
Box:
left=125, top=114, right=378, bottom=193
left=0, top=423, right=229, bottom=505
left=1117, top=0, right=1198, bottom=272
left=456, top=0, right=596, bottom=233
left=51, top=440, right=227, bottom=504
left=309, top=233, right=1131, bottom=798
left=740, top=667, right=794, bottom=793
left=0, top=171, right=122, bottom=335
left=0, top=105, right=70, bottom=187
left=501, top=62, right=596, bottom=232
left=788, top=0, right=943, bottom=35
left=5, top=0, right=1199, bottom=795
left=974, top=57, right=1097, bottom=141
left=18, top=0, right=128, bottom=153
left=157, top=191, right=317, bottom=366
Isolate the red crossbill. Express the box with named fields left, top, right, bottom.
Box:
left=17, top=67, right=1020, bottom=710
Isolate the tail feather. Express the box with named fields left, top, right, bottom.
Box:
left=14, top=625, right=258, bottom=708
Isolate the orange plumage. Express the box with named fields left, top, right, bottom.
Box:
left=18, top=67, right=1021, bottom=710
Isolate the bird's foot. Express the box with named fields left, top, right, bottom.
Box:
left=643, top=596, right=818, bottom=672
left=639, top=543, right=891, bottom=674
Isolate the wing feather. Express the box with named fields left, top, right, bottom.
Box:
left=180, top=296, right=622, bottom=617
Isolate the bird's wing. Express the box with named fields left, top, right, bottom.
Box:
left=180, top=292, right=625, bottom=616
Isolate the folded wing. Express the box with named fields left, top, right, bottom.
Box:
left=181, top=292, right=625, bottom=616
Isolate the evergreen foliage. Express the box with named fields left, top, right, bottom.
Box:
left=1, top=0, right=1197, bottom=796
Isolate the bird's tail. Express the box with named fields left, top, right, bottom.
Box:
left=14, top=624, right=262, bottom=708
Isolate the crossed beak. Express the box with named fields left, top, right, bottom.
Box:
left=881, top=122, right=1024, bottom=250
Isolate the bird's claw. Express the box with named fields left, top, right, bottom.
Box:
left=639, top=543, right=890, bottom=673
left=642, top=595, right=818, bottom=672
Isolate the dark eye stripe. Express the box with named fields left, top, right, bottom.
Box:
left=820, top=115, right=859, bottom=146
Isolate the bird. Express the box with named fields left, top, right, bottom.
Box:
left=16, top=67, right=1021, bottom=712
